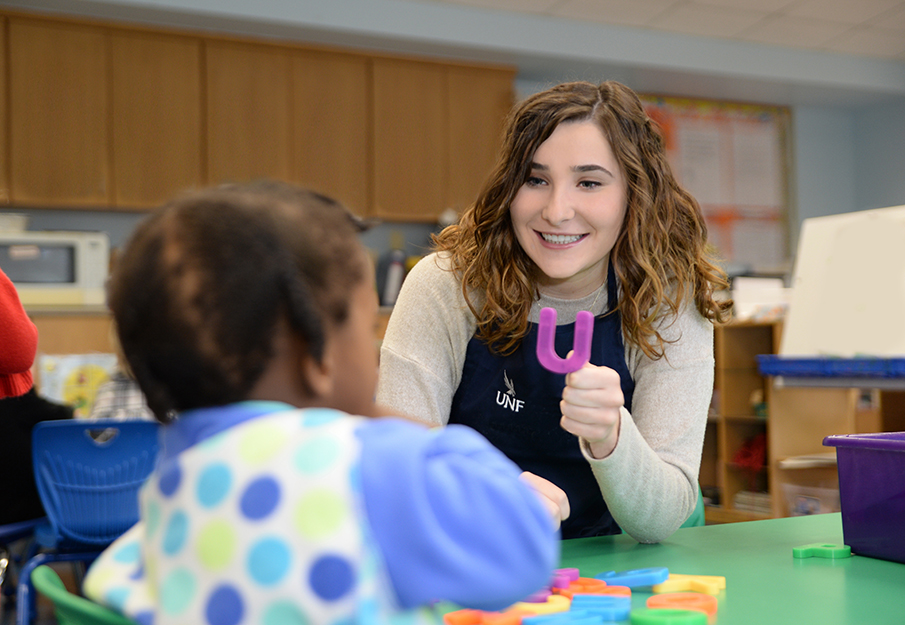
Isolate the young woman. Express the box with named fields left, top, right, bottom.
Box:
left=377, top=80, right=731, bottom=542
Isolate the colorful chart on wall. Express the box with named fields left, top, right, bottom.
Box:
left=38, top=353, right=118, bottom=417
left=640, top=95, right=792, bottom=272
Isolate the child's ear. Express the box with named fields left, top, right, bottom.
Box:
left=295, top=338, right=334, bottom=400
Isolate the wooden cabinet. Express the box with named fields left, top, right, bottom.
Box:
left=372, top=57, right=448, bottom=221
left=372, top=58, right=514, bottom=221
left=29, top=309, right=114, bottom=357
left=292, top=50, right=370, bottom=215
left=205, top=40, right=293, bottom=185
left=446, top=65, right=514, bottom=212
left=110, top=30, right=203, bottom=208
left=1, top=9, right=515, bottom=220
left=9, top=17, right=110, bottom=206
left=0, top=17, right=7, bottom=203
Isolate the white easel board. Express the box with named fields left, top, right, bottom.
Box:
left=780, top=204, right=905, bottom=357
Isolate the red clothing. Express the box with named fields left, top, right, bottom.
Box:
left=1, top=267, right=37, bottom=398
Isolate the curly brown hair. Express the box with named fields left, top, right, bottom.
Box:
left=433, top=80, right=732, bottom=358
left=107, top=181, right=370, bottom=422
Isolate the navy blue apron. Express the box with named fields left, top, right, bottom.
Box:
left=449, top=263, right=635, bottom=538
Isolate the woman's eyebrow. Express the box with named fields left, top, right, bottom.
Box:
left=527, top=162, right=615, bottom=178
left=573, top=164, right=614, bottom=177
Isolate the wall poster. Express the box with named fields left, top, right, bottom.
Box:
left=639, top=95, right=792, bottom=272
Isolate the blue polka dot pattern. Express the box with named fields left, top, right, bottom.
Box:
left=160, top=568, right=196, bottom=616
left=293, top=437, right=340, bottom=475
left=247, top=537, right=291, bottom=586
left=158, top=460, right=182, bottom=497
left=197, top=463, right=232, bottom=508
left=112, top=541, right=140, bottom=564
left=262, top=601, right=309, bottom=625
left=82, top=411, right=431, bottom=625
left=240, top=475, right=281, bottom=520
left=134, top=610, right=154, bottom=625
left=309, top=555, right=355, bottom=601
left=162, top=510, right=189, bottom=556
left=145, top=500, right=161, bottom=538
left=301, top=409, right=341, bottom=427
left=205, top=585, right=244, bottom=625
left=105, top=587, right=130, bottom=610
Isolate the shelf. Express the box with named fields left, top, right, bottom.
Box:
left=704, top=505, right=772, bottom=525
left=776, top=453, right=837, bottom=470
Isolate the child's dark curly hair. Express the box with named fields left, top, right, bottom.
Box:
left=107, top=181, right=369, bottom=423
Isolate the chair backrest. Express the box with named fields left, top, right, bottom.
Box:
left=32, top=419, right=160, bottom=547
left=30, top=564, right=139, bottom=625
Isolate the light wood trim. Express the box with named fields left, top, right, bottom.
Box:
left=9, top=17, right=110, bottom=206
left=110, top=29, right=204, bottom=208
left=205, top=39, right=292, bottom=184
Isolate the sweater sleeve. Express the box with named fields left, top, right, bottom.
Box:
left=376, top=253, right=475, bottom=426
left=582, top=302, right=714, bottom=543
left=358, top=419, right=559, bottom=611
left=0, top=268, right=38, bottom=397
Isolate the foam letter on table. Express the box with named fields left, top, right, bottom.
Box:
left=536, top=308, right=594, bottom=374
left=647, top=592, right=718, bottom=617
left=595, top=567, right=669, bottom=588
left=651, top=573, right=725, bottom=595
left=792, top=543, right=852, bottom=559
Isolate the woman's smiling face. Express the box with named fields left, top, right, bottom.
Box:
left=510, top=120, right=628, bottom=299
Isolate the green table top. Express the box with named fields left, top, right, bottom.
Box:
left=559, top=513, right=905, bottom=624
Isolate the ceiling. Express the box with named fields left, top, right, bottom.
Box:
left=420, top=0, right=905, bottom=61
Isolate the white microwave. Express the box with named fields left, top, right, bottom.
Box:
left=0, top=230, right=110, bottom=306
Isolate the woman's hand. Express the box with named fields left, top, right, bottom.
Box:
left=560, top=360, right=623, bottom=459
left=519, top=471, right=570, bottom=529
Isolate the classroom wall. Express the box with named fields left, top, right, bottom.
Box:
left=854, top=101, right=905, bottom=213
left=790, top=106, right=858, bottom=247
left=5, top=0, right=905, bottom=261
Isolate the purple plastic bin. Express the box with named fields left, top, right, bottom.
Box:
left=823, top=432, right=905, bottom=564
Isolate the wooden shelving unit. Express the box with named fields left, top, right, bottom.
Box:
left=704, top=320, right=782, bottom=524
left=703, top=319, right=905, bottom=524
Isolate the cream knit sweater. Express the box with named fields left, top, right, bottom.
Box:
left=376, top=252, right=714, bottom=543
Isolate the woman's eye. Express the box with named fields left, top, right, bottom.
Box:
left=578, top=180, right=601, bottom=189
left=524, top=176, right=547, bottom=187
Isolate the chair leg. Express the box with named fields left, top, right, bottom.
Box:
left=16, top=552, right=96, bottom=625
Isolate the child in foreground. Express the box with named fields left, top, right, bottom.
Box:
left=83, top=182, right=559, bottom=625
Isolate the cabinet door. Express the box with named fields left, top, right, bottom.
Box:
left=111, top=30, right=203, bottom=208
left=447, top=65, right=514, bottom=213
left=0, top=17, right=8, bottom=203
left=292, top=50, right=369, bottom=215
left=206, top=40, right=292, bottom=184
left=372, top=57, right=447, bottom=221
left=9, top=18, right=110, bottom=206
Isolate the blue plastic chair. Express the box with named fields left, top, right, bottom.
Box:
left=16, top=419, right=160, bottom=625
left=0, top=517, right=44, bottom=608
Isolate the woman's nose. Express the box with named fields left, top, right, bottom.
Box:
left=541, top=186, right=574, bottom=226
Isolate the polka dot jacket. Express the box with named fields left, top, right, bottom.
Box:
left=83, top=405, right=559, bottom=625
